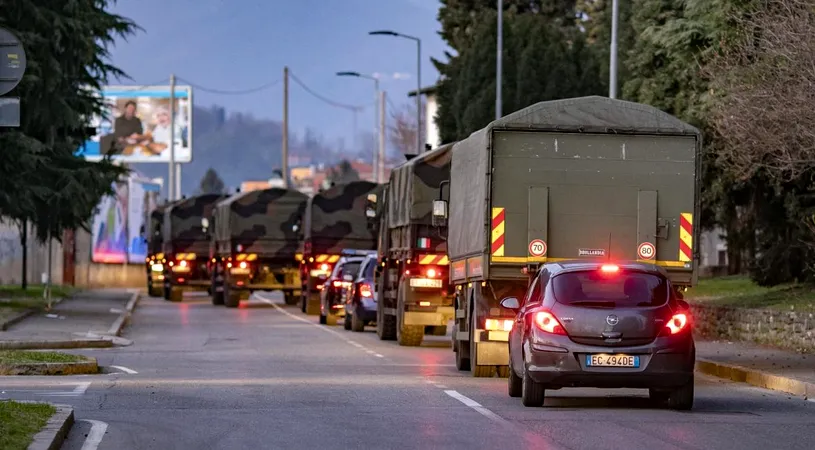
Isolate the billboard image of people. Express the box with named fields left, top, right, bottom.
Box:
left=91, top=181, right=129, bottom=263
left=75, top=85, right=193, bottom=163
left=127, top=177, right=161, bottom=263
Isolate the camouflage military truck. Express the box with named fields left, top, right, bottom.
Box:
left=299, top=181, right=383, bottom=317
left=431, top=96, right=702, bottom=377
left=208, top=187, right=308, bottom=308
left=375, top=143, right=456, bottom=346
left=161, top=194, right=226, bottom=302
left=144, top=201, right=175, bottom=297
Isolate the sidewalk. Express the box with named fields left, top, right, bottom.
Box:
left=696, top=339, right=815, bottom=399
left=0, top=289, right=139, bottom=348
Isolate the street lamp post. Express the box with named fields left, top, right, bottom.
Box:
left=609, top=0, right=619, bottom=99
left=369, top=30, right=422, bottom=155
left=337, top=71, right=382, bottom=182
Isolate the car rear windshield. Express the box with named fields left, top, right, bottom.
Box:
left=363, top=261, right=375, bottom=279
left=552, top=270, right=668, bottom=308
left=340, top=262, right=362, bottom=278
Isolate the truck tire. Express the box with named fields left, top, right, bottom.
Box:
left=344, top=312, right=352, bottom=330
left=351, top=307, right=365, bottom=332
left=211, top=288, right=224, bottom=306
left=300, top=292, right=307, bottom=313
left=162, top=281, right=171, bottom=300
left=284, top=292, right=298, bottom=306
left=224, top=284, right=240, bottom=308
left=169, top=286, right=183, bottom=303
left=396, top=283, right=423, bottom=347
left=426, top=325, right=447, bottom=336
left=376, top=306, right=396, bottom=340
left=470, top=309, right=495, bottom=378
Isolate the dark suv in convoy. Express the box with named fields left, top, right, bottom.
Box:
left=343, top=254, right=378, bottom=332
left=501, top=261, right=695, bottom=410
left=320, top=256, right=365, bottom=325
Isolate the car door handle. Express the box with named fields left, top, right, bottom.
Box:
left=601, top=331, right=622, bottom=339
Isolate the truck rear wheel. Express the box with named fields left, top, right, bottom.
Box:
left=169, top=286, right=183, bottom=303
left=426, top=325, right=447, bottom=336
left=224, top=284, right=240, bottom=308
left=396, top=283, right=423, bottom=347
left=211, top=288, right=224, bottom=306
left=376, top=301, right=396, bottom=340
left=162, top=281, right=171, bottom=300
left=470, top=311, right=495, bottom=378
left=284, top=292, right=298, bottom=306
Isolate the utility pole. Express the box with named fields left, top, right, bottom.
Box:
left=282, top=66, right=289, bottom=188
left=379, top=91, right=386, bottom=184
left=169, top=73, right=176, bottom=200
left=496, top=0, right=503, bottom=120
left=416, top=40, right=422, bottom=154
left=609, top=0, right=619, bottom=99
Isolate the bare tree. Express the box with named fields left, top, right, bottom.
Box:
left=388, top=100, right=427, bottom=158
left=705, top=0, right=815, bottom=181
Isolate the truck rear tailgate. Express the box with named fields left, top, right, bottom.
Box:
left=489, top=130, right=698, bottom=284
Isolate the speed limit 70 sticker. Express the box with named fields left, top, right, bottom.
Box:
left=638, top=242, right=656, bottom=260
left=528, top=239, right=547, bottom=257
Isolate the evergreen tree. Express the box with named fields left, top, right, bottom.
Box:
left=0, top=0, right=137, bottom=243
left=198, top=168, right=226, bottom=195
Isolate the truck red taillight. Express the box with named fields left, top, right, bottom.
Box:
left=533, top=310, right=566, bottom=335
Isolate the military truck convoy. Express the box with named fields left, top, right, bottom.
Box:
left=207, top=187, right=309, bottom=308
left=143, top=96, right=700, bottom=379
left=375, top=143, right=455, bottom=346
left=159, top=194, right=225, bottom=302
left=298, top=181, right=382, bottom=316
left=145, top=202, right=173, bottom=298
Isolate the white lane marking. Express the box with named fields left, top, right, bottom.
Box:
left=110, top=365, right=138, bottom=374
left=258, top=295, right=387, bottom=360
left=444, top=390, right=509, bottom=424
left=80, top=419, right=109, bottom=450
left=73, top=382, right=91, bottom=395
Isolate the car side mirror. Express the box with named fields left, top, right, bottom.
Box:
left=500, top=297, right=520, bottom=310
left=432, top=200, right=448, bottom=227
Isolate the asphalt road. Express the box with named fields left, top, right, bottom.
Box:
left=3, top=291, right=815, bottom=450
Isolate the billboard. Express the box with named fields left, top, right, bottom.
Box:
left=75, top=85, right=193, bottom=163
left=127, top=177, right=161, bottom=263
left=91, top=180, right=128, bottom=263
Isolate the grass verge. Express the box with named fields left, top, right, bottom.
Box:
left=0, top=284, right=77, bottom=324
left=686, top=275, right=815, bottom=311
left=0, top=400, right=56, bottom=450
left=0, top=350, right=86, bottom=365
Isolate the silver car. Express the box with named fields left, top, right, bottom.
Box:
left=501, top=261, right=695, bottom=409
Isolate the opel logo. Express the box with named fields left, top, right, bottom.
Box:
left=606, top=315, right=619, bottom=326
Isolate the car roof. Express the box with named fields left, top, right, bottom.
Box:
left=541, top=260, right=668, bottom=277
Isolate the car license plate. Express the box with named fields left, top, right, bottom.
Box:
left=410, top=278, right=442, bottom=288
left=586, top=354, right=640, bottom=368
left=230, top=267, right=250, bottom=275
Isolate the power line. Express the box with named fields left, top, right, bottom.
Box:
left=176, top=77, right=281, bottom=95
left=288, top=70, right=372, bottom=112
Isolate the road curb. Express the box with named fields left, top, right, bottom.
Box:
left=0, top=339, right=113, bottom=350
left=26, top=403, right=75, bottom=450
left=0, top=297, right=67, bottom=332
left=107, top=291, right=140, bottom=337
left=0, top=357, right=99, bottom=376
left=0, top=309, right=36, bottom=331
left=697, top=358, right=815, bottom=399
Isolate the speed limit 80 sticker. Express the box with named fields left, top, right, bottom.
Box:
left=637, top=242, right=656, bottom=260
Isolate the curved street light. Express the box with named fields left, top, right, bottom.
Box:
left=369, top=30, right=422, bottom=155
left=336, top=71, right=382, bottom=182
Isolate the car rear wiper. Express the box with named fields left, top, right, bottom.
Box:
left=568, top=300, right=616, bottom=308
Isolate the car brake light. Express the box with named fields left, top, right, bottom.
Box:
left=333, top=280, right=342, bottom=288
left=533, top=311, right=566, bottom=335
left=360, top=283, right=373, bottom=298
left=664, top=313, right=689, bottom=335
left=600, top=264, right=619, bottom=273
